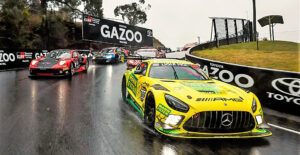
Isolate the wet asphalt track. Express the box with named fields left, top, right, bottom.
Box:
left=0, top=62, right=299, bottom=155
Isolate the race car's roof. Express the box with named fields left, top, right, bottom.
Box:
left=144, top=59, right=193, bottom=65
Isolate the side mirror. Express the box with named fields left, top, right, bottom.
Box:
left=134, top=69, right=143, bottom=74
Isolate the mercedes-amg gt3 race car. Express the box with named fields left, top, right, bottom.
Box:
left=121, top=59, right=272, bottom=138
left=29, top=49, right=89, bottom=78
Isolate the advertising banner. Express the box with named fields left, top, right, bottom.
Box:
left=186, top=53, right=300, bottom=114
left=0, top=49, right=48, bottom=70
left=82, top=14, right=153, bottom=47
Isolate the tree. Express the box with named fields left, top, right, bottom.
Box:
left=114, top=0, right=150, bottom=26
left=83, top=0, right=103, bottom=18
left=0, top=0, right=40, bottom=48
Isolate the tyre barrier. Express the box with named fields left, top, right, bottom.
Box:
left=185, top=47, right=300, bottom=115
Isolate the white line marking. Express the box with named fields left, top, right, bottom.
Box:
left=268, top=123, right=300, bottom=135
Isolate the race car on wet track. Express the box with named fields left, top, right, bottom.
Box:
left=121, top=59, right=272, bottom=138
left=29, top=49, right=89, bottom=78
left=94, top=47, right=128, bottom=64
left=126, top=48, right=166, bottom=70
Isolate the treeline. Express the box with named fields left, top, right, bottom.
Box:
left=0, top=0, right=104, bottom=49
left=0, top=0, right=154, bottom=50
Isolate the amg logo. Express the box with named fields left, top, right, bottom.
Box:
left=196, top=97, right=244, bottom=102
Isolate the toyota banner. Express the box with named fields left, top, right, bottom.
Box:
left=82, top=14, right=153, bottom=47
left=186, top=53, right=300, bottom=115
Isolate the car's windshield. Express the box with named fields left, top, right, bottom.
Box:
left=135, top=49, right=157, bottom=57
left=101, top=48, right=115, bottom=54
left=149, top=63, right=209, bottom=80
left=46, top=50, right=71, bottom=59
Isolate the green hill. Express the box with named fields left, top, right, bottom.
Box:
left=191, top=41, right=300, bottom=72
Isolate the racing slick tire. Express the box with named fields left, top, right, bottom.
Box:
left=68, top=63, right=75, bottom=78
left=83, top=60, right=89, bottom=73
left=121, top=76, right=129, bottom=102
left=144, top=93, right=156, bottom=130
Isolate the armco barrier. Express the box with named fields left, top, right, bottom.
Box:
left=186, top=49, right=300, bottom=115
left=0, top=49, right=48, bottom=70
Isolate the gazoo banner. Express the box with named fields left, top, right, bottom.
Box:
left=82, top=14, right=153, bottom=47
left=186, top=53, right=300, bottom=115
left=0, top=49, right=48, bottom=70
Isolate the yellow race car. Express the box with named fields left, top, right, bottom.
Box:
left=121, top=59, right=272, bottom=138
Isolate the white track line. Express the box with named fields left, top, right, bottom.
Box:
left=268, top=123, right=300, bottom=135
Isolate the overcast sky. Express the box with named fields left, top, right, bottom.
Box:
left=103, top=0, right=299, bottom=49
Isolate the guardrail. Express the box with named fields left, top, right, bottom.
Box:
left=186, top=45, right=300, bottom=115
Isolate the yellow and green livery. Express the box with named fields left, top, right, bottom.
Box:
left=121, top=59, right=272, bottom=138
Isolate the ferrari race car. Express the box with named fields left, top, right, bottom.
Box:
left=121, top=59, right=272, bottom=138
left=126, top=48, right=166, bottom=70
left=29, top=49, right=89, bottom=77
left=94, top=47, right=128, bottom=64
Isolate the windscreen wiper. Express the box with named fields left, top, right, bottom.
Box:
left=171, top=66, right=179, bottom=79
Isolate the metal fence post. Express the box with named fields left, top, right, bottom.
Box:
left=213, top=19, right=218, bottom=47
left=225, top=19, right=229, bottom=45
left=234, top=20, right=238, bottom=43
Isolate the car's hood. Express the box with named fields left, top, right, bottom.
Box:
left=36, top=57, right=60, bottom=67
left=154, top=79, right=253, bottom=112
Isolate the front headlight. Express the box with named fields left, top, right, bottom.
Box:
left=59, top=60, right=66, bottom=66
left=31, top=60, right=38, bottom=65
left=165, top=94, right=189, bottom=113
left=252, top=98, right=257, bottom=113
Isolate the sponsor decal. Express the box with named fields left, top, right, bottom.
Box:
left=84, top=16, right=100, bottom=25
left=17, top=52, right=32, bottom=59
left=127, top=73, right=138, bottom=96
left=157, top=104, right=171, bottom=117
left=152, top=63, right=190, bottom=67
left=199, top=63, right=254, bottom=88
left=196, top=97, right=244, bottom=102
left=267, top=77, right=300, bottom=106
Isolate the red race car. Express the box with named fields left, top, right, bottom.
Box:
left=29, top=49, right=89, bottom=78
left=126, top=48, right=166, bottom=70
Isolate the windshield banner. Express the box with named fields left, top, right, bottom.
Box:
left=82, top=14, right=153, bottom=47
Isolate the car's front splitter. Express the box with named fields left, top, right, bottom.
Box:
left=155, top=126, right=272, bottom=138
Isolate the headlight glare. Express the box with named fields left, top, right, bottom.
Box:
left=256, top=115, right=263, bottom=125
left=59, top=60, right=66, bottom=66
left=165, top=94, right=189, bottom=113
left=165, top=115, right=183, bottom=125
left=252, top=98, right=257, bottom=113
left=31, top=60, right=38, bottom=65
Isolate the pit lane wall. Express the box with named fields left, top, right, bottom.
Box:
left=186, top=47, right=300, bottom=115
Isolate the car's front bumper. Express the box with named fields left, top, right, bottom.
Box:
left=95, top=57, right=115, bottom=63
left=29, top=68, right=70, bottom=77
left=155, top=115, right=272, bottom=138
